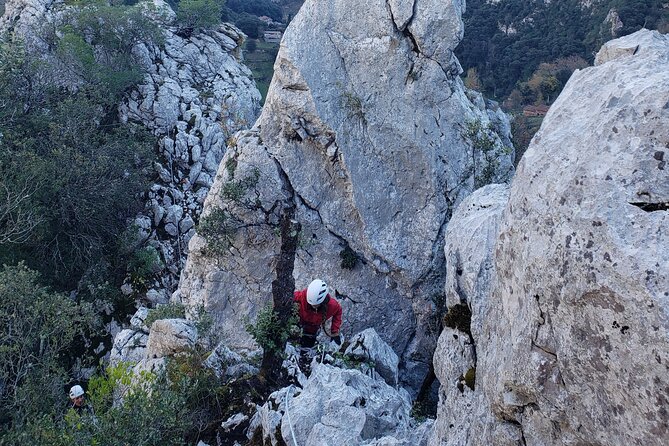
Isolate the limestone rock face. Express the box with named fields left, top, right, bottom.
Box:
left=110, top=329, right=149, bottom=366
left=145, top=318, right=198, bottom=358
left=428, top=184, right=521, bottom=446
left=248, top=363, right=432, bottom=446
left=431, top=29, right=669, bottom=445
left=119, top=16, right=261, bottom=297
left=178, top=0, right=513, bottom=389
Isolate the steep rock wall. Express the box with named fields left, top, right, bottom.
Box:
left=177, top=0, right=514, bottom=389
left=432, top=29, right=669, bottom=445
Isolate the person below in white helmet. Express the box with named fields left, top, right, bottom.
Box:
left=293, top=279, right=343, bottom=348
left=68, top=384, right=94, bottom=417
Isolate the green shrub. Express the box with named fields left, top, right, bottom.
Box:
left=339, top=245, right=358, bottom=269
left=442, top=303, right=472, bottom=337
left=462, top=119, right=512, bottom=189
left=197, top=168, right=261, bottom=258
left=128, top=246, right=164, bottom=289
left=176, top=0, right=223, bottom=34
left=0, top=263, right=98, bottom=431
left=245, top=304, right=298, bottom=354
left=0, top=26, right=156, bottom=290
left=197, top=207, right=239, bottom=257
left=144, top=303, right=187, bottom=328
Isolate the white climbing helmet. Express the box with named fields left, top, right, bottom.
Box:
left=69, top=385, right=84, bottom=399
left=306, top=279, right=329, bottom=306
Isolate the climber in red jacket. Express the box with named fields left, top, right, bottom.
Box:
left=294, top=279, right=342, bottom=348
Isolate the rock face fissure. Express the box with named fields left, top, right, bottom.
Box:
left=430, top=30, right=669, bottom=446
left=177, top=0, right=514, bottom=393
left=629, top=201, right=669, bottom=212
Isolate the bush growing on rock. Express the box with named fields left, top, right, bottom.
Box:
left=462, top=119, right=513, bottom=189
left=143, top=302, right=187, bottom=329
left=176, top=0, right=223, bottom=35
left=245, top=304, right=299, bottom=354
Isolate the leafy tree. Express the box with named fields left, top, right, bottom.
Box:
left=226, top=0, right=282, bottom=21
left=0, top=264, right=98, bottom=431
left=234, top=14, right=261, bottom=39
left=0, top=1, right=159, bottom=290
left=176, top=0, right=223, bottom=36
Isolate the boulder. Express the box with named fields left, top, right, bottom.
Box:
left=267, top=362, right=435, bottom=446
left=130, top=306, right=151, bottom=332
left=344, top=328, right=400, bottom=387
left=145, top=318, right=197, bottom=358
left=110, top=329, right=148, bottom=366
left=145, top=288, right=168, bottom=305
left=203, top=342, right=259, bottom=379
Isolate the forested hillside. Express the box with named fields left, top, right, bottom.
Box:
left=457, top=0, right=669, bottom=99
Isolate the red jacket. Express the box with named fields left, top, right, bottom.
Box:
left=293, top=289, right=342, bottom=336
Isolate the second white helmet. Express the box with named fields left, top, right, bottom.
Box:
left=69, top=385, right=84, bottom=399
left=306, top=279, right=329, bottom=306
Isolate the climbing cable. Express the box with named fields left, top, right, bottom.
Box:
left=284, top=384, right=299, bottom=446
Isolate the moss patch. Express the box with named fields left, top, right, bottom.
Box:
left=339, top=244, right=358, bottom=269
left=442, top=303, right=472, bottom=336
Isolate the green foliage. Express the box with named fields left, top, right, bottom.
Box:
left=221, top=168, right=260, bottom=202
left=245, top=304, right=299, bottom=354
left=463, top=119, right=512, bottom=189
left=342, top=90, right=365, bottom=122
left=0, top=263, right=98, bottom=430
left=197, top=167, right=261, bottom=257
left=0, top=26, right=156, bottom=289
left=197, top=207, right=239, bottom=257
left=128, top=246, right=164, bottom=289
left=457, top=0, right=669, bottom=98
left=233, top=14, right=262, bottom=39
left=227, top=0, right=282, bottom=21
left=339, top=244, right=358, bottom=270
left=511, top=115, right=543, bottom=165
left=410, top=401, right=430, bottom=422
left=144, top=303, right=187, bottom=329
left=242, top=39, right=279, bottom=103
left=246, top=38, right=258, bottom=53
left=463, top=367, right=476, bottom=390
left=59, top=2, right=163, bottom=105
left=8, top=363, right=190, bottom=446
left=176, top=0, right=223, bottom=34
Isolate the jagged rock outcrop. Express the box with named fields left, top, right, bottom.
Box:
left=431, top=29, right=669, bottom=445
left=119, top=2, right=260, bottom=297
left=0, top=0, right=261, bottom=301
left=345, top=328, right=400, bottom=387
left=248, top=332, right=433, bottom=446
left=177, top=0, right=514, bottom=390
